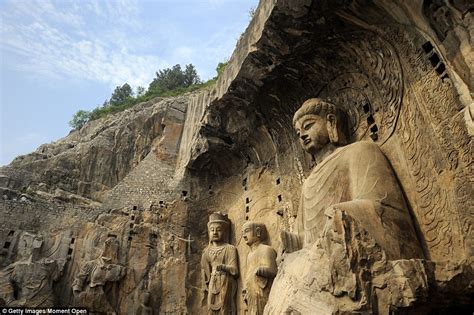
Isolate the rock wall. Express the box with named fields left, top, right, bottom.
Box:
left=2, top=96, right=186, bottom=203
left=181, top=0, right=473, bottom=313
left=0, top=0, right=472, bottom=314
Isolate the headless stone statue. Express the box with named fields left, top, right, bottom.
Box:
left=72, top=236, right=126, bottom=314
left=0, top=232, right=60, bottom=307
left=241, top=222, right=277, bottom=315
left=283, top=98, right=423, bottom=259
left=201, top=212, right=239, bottom=315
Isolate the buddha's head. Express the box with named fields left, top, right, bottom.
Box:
left=207, top=212, right=230, bottom=244
left=293, top=98, right=350, bottom=156
left=241, top=221, right=266, bottom=247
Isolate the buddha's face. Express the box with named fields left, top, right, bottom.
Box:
left=242, top=223, right=260, bottom=246
left=208, top=223, right=226, bottom=242
left=294, top=114, right=330, bottom=155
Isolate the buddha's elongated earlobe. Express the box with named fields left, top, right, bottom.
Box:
left=326, top=114, right=338, bottom=143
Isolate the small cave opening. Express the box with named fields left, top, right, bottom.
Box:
left=429, top=53, right=440, bottom=67
left=367, top=115, right=375, bottom=125
left=422, top=41, right=434, bottom=53
left=362, top=103, right=370, bottom=113
left=436, top=63, right=446, bottom=75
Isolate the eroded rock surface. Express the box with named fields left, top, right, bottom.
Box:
left=1, top=96, right=188, bottom=203
left=1, top=0, right=472, bottom=313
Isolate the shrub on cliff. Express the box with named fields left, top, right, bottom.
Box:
left=147, top=64, right=201, bottom=96
left=69, top=110, right=91, bottom=129
left=109, top=83, right=133, bottom=107
left=69, top=62, right=226, bottom=129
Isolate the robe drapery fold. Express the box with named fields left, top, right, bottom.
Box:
left=297, top=141, right=424, bottom=259
left=201, top=244, right=239, bottom=314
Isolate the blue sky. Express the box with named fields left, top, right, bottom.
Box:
left=0, top=0, right=258, bottom=165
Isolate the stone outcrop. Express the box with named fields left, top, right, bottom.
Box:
left=0, top=0, right=472, bottom=314
left=1, top=96, right=188, bottom=203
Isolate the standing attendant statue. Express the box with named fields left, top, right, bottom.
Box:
left=241, top=222, right=277, bottom=315
left=201, top=212, right=239, bottom=314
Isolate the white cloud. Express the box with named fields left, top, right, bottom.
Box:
left=0, top=0, right=162, bottom=89
left=0, top=0, right=255, bottom=88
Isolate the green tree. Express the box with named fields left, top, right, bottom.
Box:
left=216, top=61, right=227, bottom=77
left=110, top=83, right=133, bottom=106
left=248, top=6, right=256, bottom=20
left=69, top=64, right=206, bottom=125
left=69, top=110, right=91, bottom=129
left=183, top=64, right=201, bottom=86
left=136, top=86, right=146, bottom=97
left=148, top=64, right=183, bottom=92
left=148, top=63, right=201, bottom=94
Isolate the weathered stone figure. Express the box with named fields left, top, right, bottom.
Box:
left=241, top=222, right=277, bottom=315
left=284, top=98, right=423, bottom=259
left=72, top=236, right=126, bottom=314
left=0, top=232, right=60, bottom=307
left=265, top=98, right=426, bottom=313
left=201, top=212, right=239, bottom=314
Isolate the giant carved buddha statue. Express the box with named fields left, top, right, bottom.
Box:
left=283, top=98, right=423, bottom=260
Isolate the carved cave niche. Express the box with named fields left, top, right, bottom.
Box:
left=186, top=3, right=472, bottom=311
left=248, top=19, right=471, bottom=262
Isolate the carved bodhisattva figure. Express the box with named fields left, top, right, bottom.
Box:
left=285, top=98, right=423, bottom=258
left=241, top=222, right=277, bottom=315
left=0, top=233, right=60, bottom=307
left=72, top=236, right=126, bottom=314
left=201, top=213, right=239, bottom=314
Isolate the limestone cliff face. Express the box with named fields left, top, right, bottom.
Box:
left=0, top=0, right=473, bottom=314
left=1, top=96, right=188, bottom=204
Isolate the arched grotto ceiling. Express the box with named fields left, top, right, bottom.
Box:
left=188, top=0, right=416, bottom=176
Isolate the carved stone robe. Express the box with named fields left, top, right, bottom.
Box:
left=243, top=244, right=277, bottom=315
left=297, top=141, right=423, bottom=259
left=0, top=259, right=59, bottom=307
left=201, top=244, right=239, bottom=315
left=72, top=256, right=125, bottom=313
